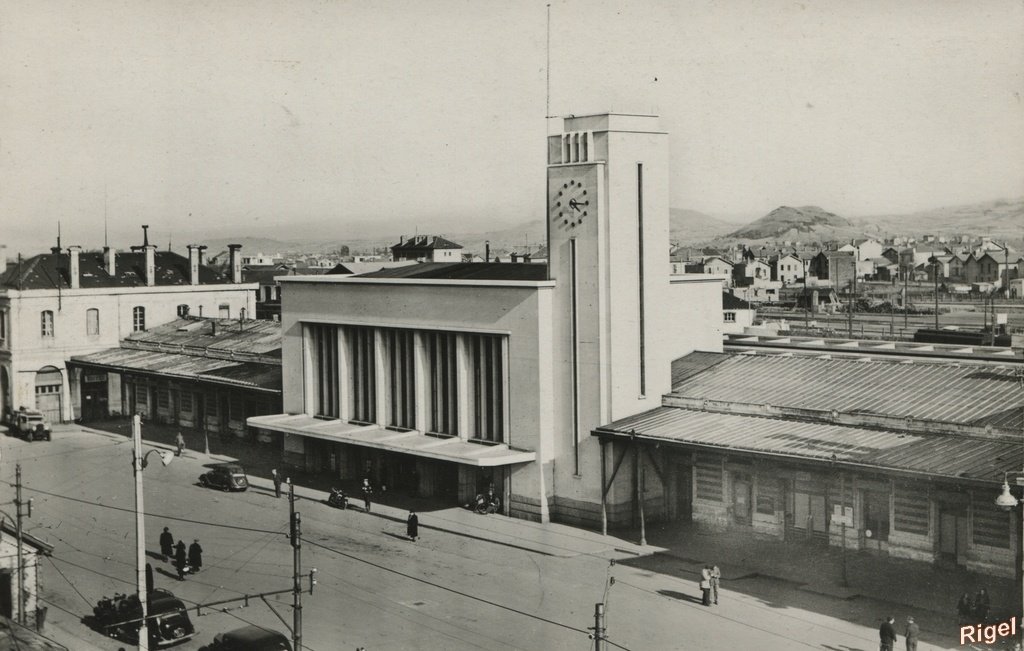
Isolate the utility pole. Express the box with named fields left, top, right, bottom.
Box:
left=933, top=260, right=940, bottom=330
left=903, top=263, right=909, bottom=330
left=591, top=603, right=606, bottom=651
left=14, top=465, right=32, bottom=625
left=290, top=480, right=303, bottom=651
left=133, top=415, right=150, bottom=651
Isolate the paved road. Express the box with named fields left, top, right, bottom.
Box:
left=2, top=425, right=963, bottom=650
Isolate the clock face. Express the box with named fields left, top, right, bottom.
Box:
left=550, top=178, right=591, bottom=231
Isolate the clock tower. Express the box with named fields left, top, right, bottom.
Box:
left=546, top=113, right=674, bottom=513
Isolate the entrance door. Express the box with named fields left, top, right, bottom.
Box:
left=733, top=474, right=752, bottom=524
left=35, top=367, right=63, bottom=423
left=675, top=464, right=692, bottom=522
left=939, top=508, right=969, bottom=565
left=793, top=492, right=827, bottom=539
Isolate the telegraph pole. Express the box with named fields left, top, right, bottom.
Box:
left=133, top=415, right=150, bottom=651
left=15, top=464, right=27, bottom=625
left=290, top=480, right=303, bottom=651
left=592, top=603, right=606, bottom=651
left=903, top=264, right=909, bottom=330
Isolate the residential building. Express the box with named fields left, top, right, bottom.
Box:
left=702, top=256, right=735, bottom=285
left=0, top=236, right=256, bottom=422
left=721, top=293, right=756, bottom=333
left=808, top=251, right=855, bottom=289
left=249, top=113, right=724, bottom=525
left=0, top=520, right=53, bottom=627
left=770, top=253, right=804, bottom=285
left=391, top=236, right=463, bottom=262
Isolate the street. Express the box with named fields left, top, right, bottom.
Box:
left=4, top=424, right=964, bottom=650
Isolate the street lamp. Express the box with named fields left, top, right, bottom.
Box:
left=994, top=368, right=1024, bottom=646
left=132, top=413, right=173, bottom=651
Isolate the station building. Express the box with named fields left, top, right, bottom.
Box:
left=249, top=114, right=724, bottom=522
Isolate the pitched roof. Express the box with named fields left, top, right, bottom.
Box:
left=721, top=292, right=752, bottom=310
left=358, top=262, right=547, bottom=281
left=670, top=351, right=729, bottom=387
left=669, top=352, right=1024, bottom=429
left=391, top=235, right=463, bottom=251
left=0, top=250, right=230, bottom=290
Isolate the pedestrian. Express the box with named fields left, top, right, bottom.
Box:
left=407, top=511, right=419, bottom=541
left=188, top=539, right=203, bottom=573
left=904, top=616, right=919, bottom=651
left=174, top=540, right=187, bottom=581
left=145, top=563, right=154, bottom=595
left=699, top=565, right=712, bottom=606
left=879, top=616, right=897, bottom=651
left=974, top=588, right=990, bottom=622
left=710, top=564, right=721, bottom=605
left=159, top=526, right=174, bottom=561
left=174, top=431, right=186, bottom=456
left=272, top=469, right=282, bottom=498
left=362, top=478, right=373, bottom=513
left=957, top=592, right=974, bottom=625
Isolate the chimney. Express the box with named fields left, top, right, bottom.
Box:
left=197, top=246, right=206, bottom=267
left=187, top=245, right=200, bottom=285
left=211, top=320, right=217, bottom=336
left=485, top=240, right=490, bottom=263
left=103, top=247, right=116, bottom=276
left=67, top=246, right=81, bottom=289
left=228, top=244, right=242, bottom=283
left=144, top=244, right=156, bottom=286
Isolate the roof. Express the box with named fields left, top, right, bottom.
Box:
left=596, top=407, right=1019, bottom=484
left=358, top=262, right=548, bottom=281
left=721, top=293, right=752, bottom=310
left=124, top=318, right=281, bottom=356
left=671, top=351, right=728, bottom=387
left=327, top=261, right=419, bottom=276
left=392, top=235, right=463, bottom=251
left=669, top=352, right=1024, bottom=429
left=0, top=250, right=231, bottom=290
left=0, top=520, right=53, bottom=555
left=723, top=333, right=1024, bottom=364
left=70, top=348, right=281, bottom=392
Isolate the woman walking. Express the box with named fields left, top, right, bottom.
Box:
left=174, top=540, right=188, bottom=581
left=407, top=511, right=419, bottom=541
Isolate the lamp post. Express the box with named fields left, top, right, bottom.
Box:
left=132, top=414, right=175, bottom=651
left=994, top=368, right=1024, bottom=646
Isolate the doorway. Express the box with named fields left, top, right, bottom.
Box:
left=939, top=505, right=969, bottom=566
left=793, top=492, right=827, bottom=540
left=733, top=473, right=752, bottom=524
left=674, top=464, right=692, bottom=522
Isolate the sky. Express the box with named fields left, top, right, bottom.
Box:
left=2, top=0, right=1022, bottom=252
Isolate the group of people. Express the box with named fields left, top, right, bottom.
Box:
left=698, top=564, right=721, bottom=606
left=159, top=526, right=203, bottom=581
left=878, top=615, right=920, bottom=651
left=957, top=588, right=991, bottom=624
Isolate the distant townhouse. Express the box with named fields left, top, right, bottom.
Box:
left=770, top=253, right=804, bottom=285
left=721, top=292, right=756, bottom=333
left=391, top=235, right=463, bottom=262
left=0, top=235, right=256, bottom=422
left=808, top=251, right=855, bottom=288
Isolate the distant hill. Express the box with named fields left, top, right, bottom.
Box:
left=670, top=209, right=735, bottom=242
left=726, top=206, right=855, bottom=240
left=858, top=198, right=1024, bottom=237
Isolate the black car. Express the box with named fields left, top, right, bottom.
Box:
left=92, top=589, right=196, bottom=647
left=200, top=625, right=292, bottom=651
left=199, top=464, right=249, bottom=491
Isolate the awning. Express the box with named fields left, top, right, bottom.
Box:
left=70, top=348, right=281, bottom=393
left=248, top=413, right=536, bottom=467
left=595, top=406, right=1022, bottom=484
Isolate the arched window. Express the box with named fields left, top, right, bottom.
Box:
left=40, top=311, right=54, bottom=338
left=86, top=308, right=100, bottom=336
left=132, top=306, right=146, bottom=332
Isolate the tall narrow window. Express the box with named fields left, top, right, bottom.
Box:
left=218, top=304, right=230, bottom=318
left=345, top=325, right=376, bottom=424
left=384, top=329, right=415, bottom=429
left=86, top=308, right=100, bottom=336
left=425, top=331, right=458, bottom=436
left=467, top=333, right=504, bottom=443
left=0, top=310, right=6, bottom=341
left=132, top=306, right=146, bottom=332
left=176, top=304, right=189, bottom=318
left=40, top=311, right=54, bottom=338
left=637, top=162, right=646, bottom=396
left=309, top=324, right=339, bottom=418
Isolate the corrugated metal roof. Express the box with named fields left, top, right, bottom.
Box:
left=71, top=348, right=280, bottom=391
left=671, top=352, right=728, bottom=387
left=670, top=353, right=1024, bottom=429
left=124, top=318, right=281, bottom=355
left=596, top=407, right=1021, bottom=483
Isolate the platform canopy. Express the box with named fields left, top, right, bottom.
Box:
left=248, top=413, right=536, bottom=467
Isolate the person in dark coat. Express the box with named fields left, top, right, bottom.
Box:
left=957, top=592, right=974, bottom=625
left=188, top=539, right=203, bottom=573
left=174, top=541, right=187, bottom=581
left=159, top=527, right=174, bottom=561
left=145, top=563, right=154, bottom=594
left=879, top=616, right=897, bottom=651
left=974, top=588, right=990, bottom=622
left=407, top=511, right=419, bottom=541
left=272, top=469, right=282, bottom=499
left=904, top=616, right=920, bottom=651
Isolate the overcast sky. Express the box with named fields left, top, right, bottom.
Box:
left=2, top=0, right=1022, bottom=251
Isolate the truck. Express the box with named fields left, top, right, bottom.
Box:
left=10, top=407, right=52, bottom=441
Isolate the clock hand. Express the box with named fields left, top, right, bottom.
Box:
left=568, top=199, right=582, bottom=212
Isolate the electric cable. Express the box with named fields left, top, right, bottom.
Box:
left=45, top=555, right=94, bottom=609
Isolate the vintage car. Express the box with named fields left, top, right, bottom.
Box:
left=199, top=625, right=292, bottom=651
left=11, top=408, right=52, bottom=441
left=91, top=589, right=196, bottom=647
left=199, top=463, right=249, bottom=491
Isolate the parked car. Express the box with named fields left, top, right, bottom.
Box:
left=199, top=625, right=292, bottom=651
left=199, top=463, right=249, bottom=491
left=11, top=408, right=51, bottom=441
left=91, top=588, right=196, bottom=647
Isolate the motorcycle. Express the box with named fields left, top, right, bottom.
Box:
left=473, top=492, right=501, bottom=515
left=328, top=488, right=348, bottom=509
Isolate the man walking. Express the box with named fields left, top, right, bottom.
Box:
left=174, top=431, right=186, bottom=456
left=904, top=616, right=919, bottom=651
left=362, top=478, right=373, bottom=513
left=407, top=511, right=419, bottom=541
left=174, top=540, right=188, bottom=581
left=710, top=564, right=721, bottom=605
left=272, top=469, right=282, bottom=498
left=159, top=526, right=174, bottom=561
left=700, top=565, right=712, bottom=606
left=188, top=539, right=204, bottom=573
left=879, top=616, right=897, bottom=651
